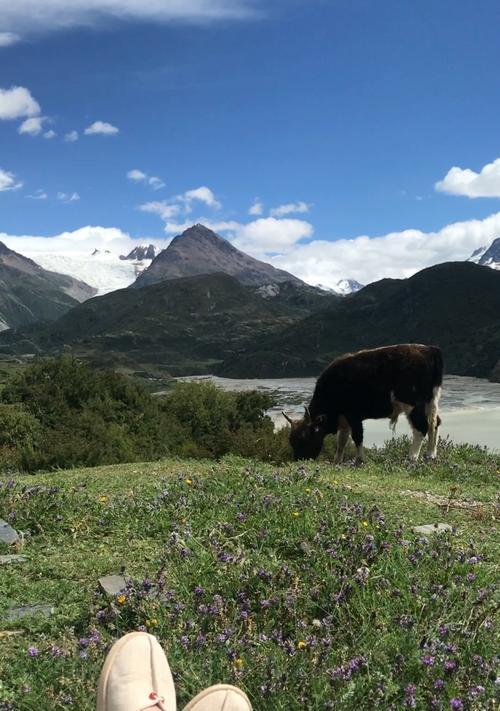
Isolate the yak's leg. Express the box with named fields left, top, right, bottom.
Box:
left=425, top=387, right=441, bottom=460
left=407, top=405, right=427, bottom=462
left=334, top=427, right=350, bottom=464
left=350, top=420, right=364, bottom=464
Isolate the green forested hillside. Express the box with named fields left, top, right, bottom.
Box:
left=221, top=262, right=500, bottom=379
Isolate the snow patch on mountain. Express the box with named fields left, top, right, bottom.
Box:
left=29, top=250, right=155, bottom=295
left=316, top=279, right=364, bottom=296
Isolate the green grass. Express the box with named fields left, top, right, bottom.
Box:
left=0, top=440, right=498, bottom=710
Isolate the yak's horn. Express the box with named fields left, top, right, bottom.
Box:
left=304, top=405, right=311, bottom=420
left=282, top=411, right=293, bottom=424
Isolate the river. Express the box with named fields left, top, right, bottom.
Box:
left=179, top=375, right=500, bottom=452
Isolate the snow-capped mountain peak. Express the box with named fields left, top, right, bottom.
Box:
left=467, top=238, right=500, bottom=269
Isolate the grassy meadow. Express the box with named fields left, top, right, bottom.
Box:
left=0, top=439, right=498, bottom=710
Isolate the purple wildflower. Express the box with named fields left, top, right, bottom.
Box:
left=450, top=699, right=463, bottom=710
left=468, top=685, right=485, bottom=698
left=421, top=655, right=435, bottom=666
left=444, top=659, right=458, bottom=673
left=28, top=646, right=39, bottom=657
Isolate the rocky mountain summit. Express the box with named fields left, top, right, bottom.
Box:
left=133, top=224, right=305, bottom=288
left=120, top=244, right=158, bottom=261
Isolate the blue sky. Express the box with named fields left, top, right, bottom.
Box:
left=1, top=0, right=500, bottom=286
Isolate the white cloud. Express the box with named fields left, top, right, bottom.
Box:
left=127, top=169, right=165, bottom=190
left=184, top=186, right=221, bottom=209
left=18, top=115, right=47, bottom=136
left=270, top=212, right=500, bottom=288
left=64, top=130, right=79, bottom=142
left=0, top=85, right=40, bottom=120
left=0, top=226, right=171, bottom=267
left=0, top=168, right=22, bottom=192
left=140, top=201, right=181, bottom=220
left=57, top=191, right=80, bottom=203
left=157, top=216, right=313, bottom=254
left=0, top=1, right=260, bottom=37
left=248, top=199, right=263, bottom=216
left=0, top=32, right=21, bottom=47
left=139, top=185, right=221, bottom=221
left=26, top=189, right=48, bottom=200
left=232, top=217, right=313, bottom=253
left=269, top=201, right=311, bottom=217
left=43, top=129, right=57, bottom=139
left=84, top=120, right=119, bottom=136
left=436, top=157, right=500, bottom=198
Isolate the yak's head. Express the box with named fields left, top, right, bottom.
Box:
left=283, top=407, right=328, bottom=461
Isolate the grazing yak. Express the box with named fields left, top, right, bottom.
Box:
left=284, top=344, right=443, bottom=463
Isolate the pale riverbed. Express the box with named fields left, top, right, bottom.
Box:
left=179, top=375, right=500, bottom=452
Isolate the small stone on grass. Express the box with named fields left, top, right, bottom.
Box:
left=0, top=518, right=20, bottom=546
left=413, top=523, right=453, bottom=535
left=99, top=574, right=128, bottom=596
left=0, top=555, right=27, bottom=566
left=5, top=604, right=55, bottom=622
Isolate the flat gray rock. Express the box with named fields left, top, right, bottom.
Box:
left=0, top=519, right=19, bottom=546
left=99, top=574, right=128, bottom=596
left=4, top=604, right=55, bottom=621
left=413, top=523, right=453, bottom=535
left=0, top=555, right=27, bottom=566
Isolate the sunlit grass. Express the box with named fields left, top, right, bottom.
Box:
left=0, top=440, right=498, bottom=710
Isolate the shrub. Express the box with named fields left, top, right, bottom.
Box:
left=0, top=403, right=42, bottom=472
left=0, top=357, right=291, bottom=471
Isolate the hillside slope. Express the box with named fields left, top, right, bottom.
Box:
left=0, top=242, right=96, bottom=331
left=0, top=450, right=497, bottom=710
left=220, top=262, right=500, bottom=379
left=0, top=273, right=308, bottom=374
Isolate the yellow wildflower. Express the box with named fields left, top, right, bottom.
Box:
left=185, top=479, right=193, bottom=486
left=362, top=520, right=369, bottom=527
left=146, top=618, right=158, bottom=628
left=116, top=594, right=126, bottom=605
left=341, top=533, right=347, bottom=540
left=305, top=487, right=311, bottom=493
left=99, top=495, right=108, bottom=503
left=293, top=511, right=300, bottom=517
left=297, top=640, right=307, bottom=650
left=234, top=658, right=245, bottom=669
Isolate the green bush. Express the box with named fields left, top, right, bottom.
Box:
left=0, top=357, right=292, bottom=472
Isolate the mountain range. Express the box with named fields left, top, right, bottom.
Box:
left=0, top=226, right=499, bottom=382
left=21, top=226, right=363, bottom=297
left=1, top=256, right=499, bottom=382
